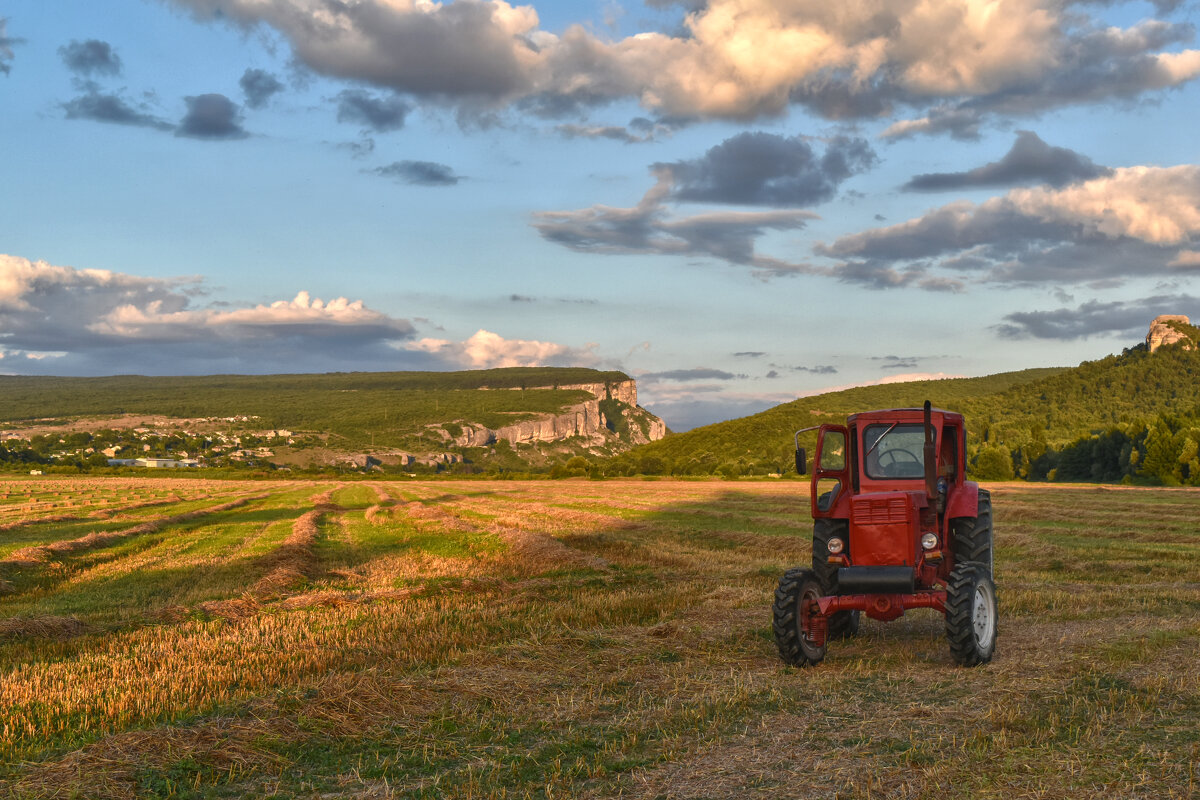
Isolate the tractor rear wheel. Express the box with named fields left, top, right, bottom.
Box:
left=951, top=489, right=993, bottom=576
left=812, top=519, right=861, bottom=639
left=945, top=562, right=997, bottom=666
left=772, top=568, right=827, bottom=666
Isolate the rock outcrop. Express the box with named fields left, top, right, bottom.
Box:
left=1147, top=315, right=1194, bottom=352
left=441, top=378, right=665, bottom=450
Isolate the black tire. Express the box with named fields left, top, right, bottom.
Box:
left=945, top=562, right=998, bottom=666
left=951, top=488, right=993, bottom=577
left=772, top=568, right=827, bottom=666
left=812, top=518, right=861, bottom=639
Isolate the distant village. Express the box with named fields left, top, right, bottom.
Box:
left=0, top=416, right=298, bottom=471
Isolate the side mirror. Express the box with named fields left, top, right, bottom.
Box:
left=795, top=447, right=807, bottom=475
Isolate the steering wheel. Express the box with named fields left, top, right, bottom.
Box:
left=878, top=448, right=921, bottom=477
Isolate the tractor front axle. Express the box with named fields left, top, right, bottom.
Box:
left=818, top=591, right=947, bottom=622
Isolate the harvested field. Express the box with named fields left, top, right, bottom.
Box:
left=0, top=477, right=1198, bottom=799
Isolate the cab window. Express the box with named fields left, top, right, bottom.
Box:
left=817, top=430, right=845, bottom=471
left=863, top=423, right=930, bottom=479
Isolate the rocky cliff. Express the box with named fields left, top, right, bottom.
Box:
left=441, top=378, right=665, bottom=450
left=1147, top=314, right=1195, bottom=352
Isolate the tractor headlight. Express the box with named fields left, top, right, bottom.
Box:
left=920, top=532, right=938, bottom=551
left=827, top=536, right=845, bottom=555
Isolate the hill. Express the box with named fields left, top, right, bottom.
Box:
left=0, top=368, right=665, bottom=473
left=615, top=340, right=1200, bottom=484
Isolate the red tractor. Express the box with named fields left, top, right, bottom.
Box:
left=773, top=402, right=997, bottom=667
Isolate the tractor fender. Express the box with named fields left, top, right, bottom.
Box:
left=944, top=481, right=980, bottom=522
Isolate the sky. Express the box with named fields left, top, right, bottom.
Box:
left=3, top=0, right=1200, bottom=431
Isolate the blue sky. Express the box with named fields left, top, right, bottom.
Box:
left=3, top=0, right=1200, bottom=430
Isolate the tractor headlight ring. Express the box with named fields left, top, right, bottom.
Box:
left=920, top=532, right=938, bottom=551
left=827, top=536, right=845, bottom=555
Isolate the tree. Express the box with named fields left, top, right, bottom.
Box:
left=972, top=445, right=1014, bottom=481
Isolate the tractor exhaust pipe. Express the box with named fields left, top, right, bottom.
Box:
left=923, top=400, right=937, bottom=500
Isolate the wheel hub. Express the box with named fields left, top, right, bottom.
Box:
left=972, top=584, right=995, bottom=648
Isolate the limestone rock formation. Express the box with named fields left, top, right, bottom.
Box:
left=441, top=377, right=665, bottom=450
left=1147, top=315, right=1194, bottom=352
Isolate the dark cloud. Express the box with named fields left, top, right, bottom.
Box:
left=556, top=123, right=653, bottom=144
left=556, top=117, right=676, bottom=143
left=903, top=131, right=1112, bottom=191
left=505, top=294, right=599, bottom=305
left=58, top=39, right=122, bottom=77
left=335, top=89, right=411, bottom=132
left=655, top=133, right=876, bottom=207
left=177, top=94, right=249, bottom=139
left=61, top=91, right=173, bottom=130
left=765, top=370, right=779, bottom=378
left=882, top=106, right=983, bottom=141
left=995, top=295, right=1200, bottom=340
left=0, top=18, right=19, bottom=76
left=642, top=0, right=707, bottom=9
left=239, top=68, right=284, bottom=108
left=821, top=203, right=1064, bottom=263
left=875, top=355, right=920, bottom=370
left=792, top=365, right=838, bottom=374
left=787, top=74, right=907, bottom=120
left=371, top=160, right=460, bottom=186
left=534, top=164, right=819, bottom=278
left=825, top=260, right=966, bottom=292
left=641, top=368, right=740, bottom=382
left=335, top=138, right=376, bottom=159
left=733, top=351, right=765, bottom=358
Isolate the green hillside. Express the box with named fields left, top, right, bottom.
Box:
left=0, top=367, right=628, bottom=424
left=0, top=368, right=637, bottom=472
left=619, top=342, right=1200, bottom=484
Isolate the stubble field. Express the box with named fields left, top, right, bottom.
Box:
left=0, top=476, right=1198, bottom=799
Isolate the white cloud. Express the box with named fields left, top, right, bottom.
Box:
left=1169, top=250, right=1200, bottom=268
left=822, top=165, right=1200, bottom=288
left=403, top=329, right=597, bottom=368
left=1005, top=166, right=1200, bottom=245
left=89, top=290, right=405, bottom=339
left=0, top=254, right=420, bottom=374
left=168, top=0, right=1200, bottom=122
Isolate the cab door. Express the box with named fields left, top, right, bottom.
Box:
left=811, top=425, right=850, bottom=518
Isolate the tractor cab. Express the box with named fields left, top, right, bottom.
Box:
left=777, top=402, right=997, bottom=668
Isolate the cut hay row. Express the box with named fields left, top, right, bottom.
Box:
left=249, top=508, right=324, bottom=597
left=0, top=614, right=89, bottom=641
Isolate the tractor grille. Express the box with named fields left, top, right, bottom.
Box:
left=853, top=496, right=909, bottom=523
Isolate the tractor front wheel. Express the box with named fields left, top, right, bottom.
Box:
left=945, top=562, right=997, bottom=666
left=773, top=568, right=828, bottom=667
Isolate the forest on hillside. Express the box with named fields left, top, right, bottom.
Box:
left=614, top=343, right=1200, bottom=485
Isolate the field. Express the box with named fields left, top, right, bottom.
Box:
left=1, top=476, right=1198, bottom=799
